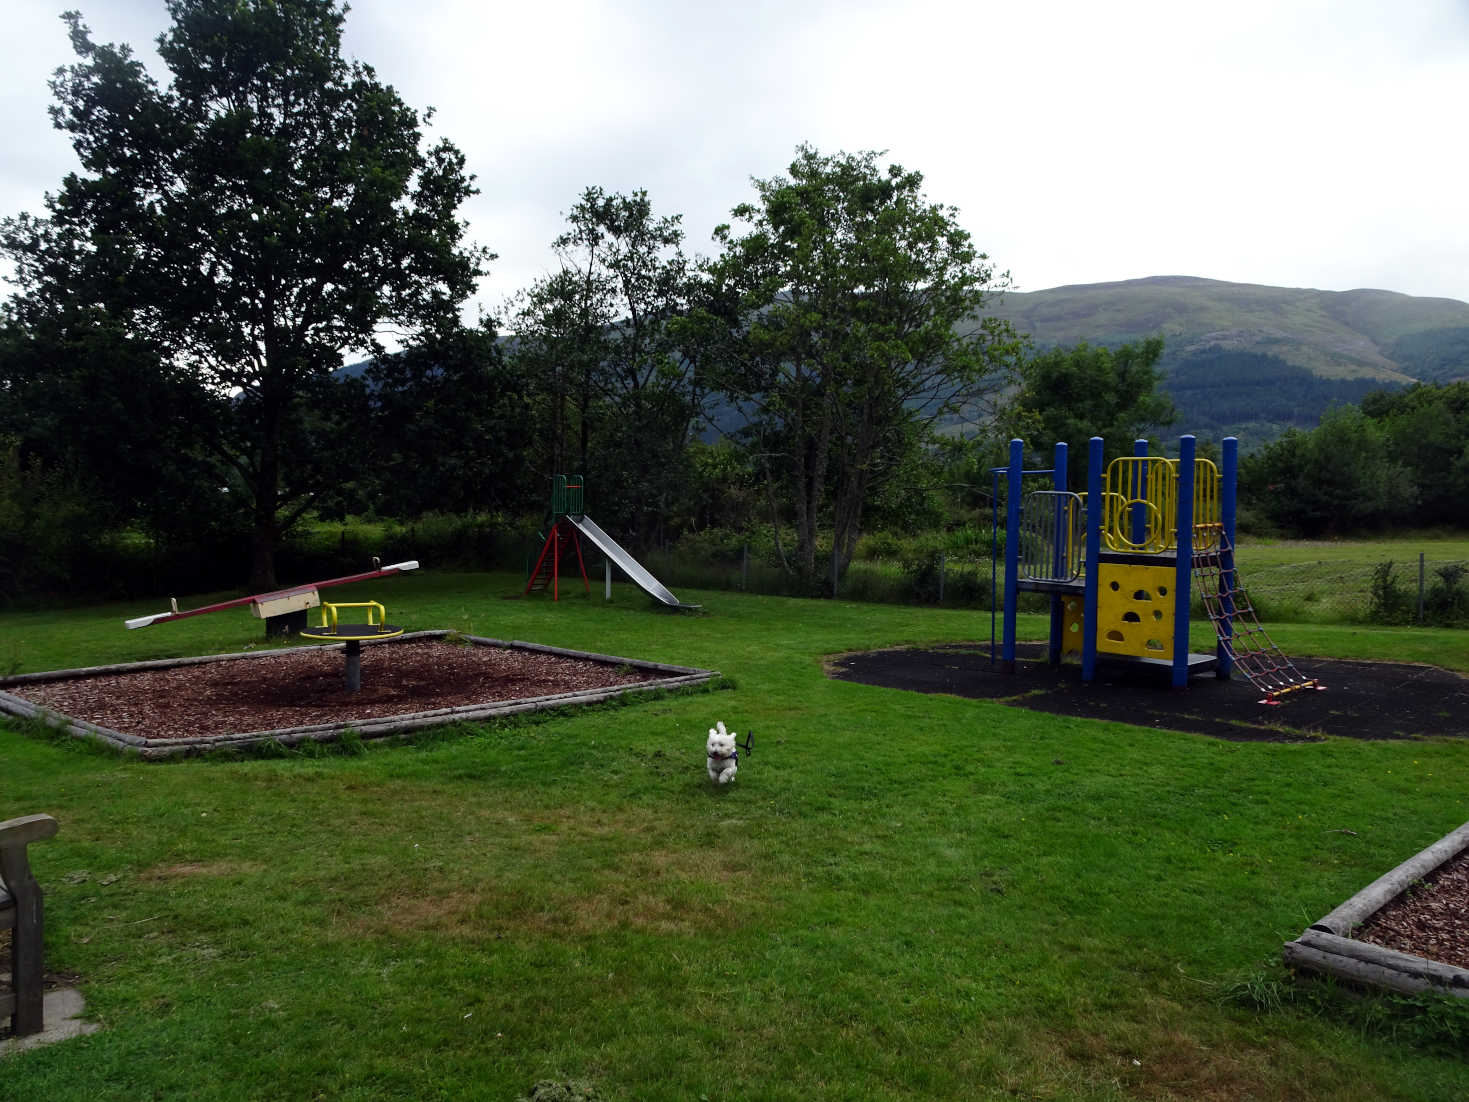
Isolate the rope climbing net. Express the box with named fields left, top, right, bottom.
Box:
left=1191, top=524, right=1325, bottom=705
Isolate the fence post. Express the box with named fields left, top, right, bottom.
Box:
left=938, top=553, right=946, bottom=604
left=605, top=558, right=612, bottom=601
left=1003, top=439, right=1024, bottom=673
left=741, top=544, right=749, bottom=591
left=1418, top=552, right=1425, bottom=624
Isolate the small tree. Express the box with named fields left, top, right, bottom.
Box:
left=692, top=146, right=1020, bottom=594
left=1, top=2, right=490, bottom=587
left=510, top=187, right=702, bottom=544
left=1005, top=337, right=1176, bottom=484
left=1241, top=405, right=1416, bottom=535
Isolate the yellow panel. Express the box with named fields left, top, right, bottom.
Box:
left=1096, top=563, right=1175, bottom=658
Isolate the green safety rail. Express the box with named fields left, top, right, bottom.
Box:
left=551, top=474, right=585, bottom=518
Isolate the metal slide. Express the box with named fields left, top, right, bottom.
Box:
left=564, top=515, right=700, bottom=609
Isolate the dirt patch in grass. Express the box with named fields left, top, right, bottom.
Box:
left=138, top=860, right=264, bottom=882
left=363, top=876, right=748, bottom=939
left=828, top=642, right=1469, bottom=742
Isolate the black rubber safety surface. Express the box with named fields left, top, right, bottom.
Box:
left=829, top=642, right=1469, bottom=742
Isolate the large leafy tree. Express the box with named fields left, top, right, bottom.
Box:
left=1, top=1, right=490, bottom=587
left=1240, top=404, right=1416, bottom=535
left=0, top=307, right=226, bottom=543
left=692, top=146, right=1020, bottom=594
left=510, top=187, right=702, bottom=543
left=352, top=323, right=534, bottom=518
left=1361, top=381, right=1469, bottom=527
left=1004, top=337, right=1177, bottom=485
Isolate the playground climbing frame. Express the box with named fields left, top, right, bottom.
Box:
left=994, top=434, right=1322, bottom=702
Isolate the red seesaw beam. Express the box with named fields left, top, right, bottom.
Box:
left=123, top=561, right=419, bottom=630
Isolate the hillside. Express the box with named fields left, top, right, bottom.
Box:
left=983, top=276, right=1469, bottom=441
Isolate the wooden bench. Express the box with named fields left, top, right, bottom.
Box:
left=1, top=814, right=59, bottom=1038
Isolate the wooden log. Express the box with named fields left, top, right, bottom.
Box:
left=503, top=638, right=710, bottom=675
left=1295, top=929, right=1469, bottom=991
left=0, top=691, right=147, bottom=750
left=1311, top=820, right=1469, bottom=936
left=1283, top=940, right=1469, bottom=999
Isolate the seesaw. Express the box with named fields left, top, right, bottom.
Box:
left=124, top=560, right=419, bottom=634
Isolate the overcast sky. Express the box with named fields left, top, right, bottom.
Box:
left=5, top=0, right=1468, bottom=326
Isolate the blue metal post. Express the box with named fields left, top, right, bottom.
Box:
left=990, top=468, right=1000, bottom=666
left=1217, top=437, right=1238, bottom=679
left=1172, top=435, right=1196, bottom=688
left=1048, top=441, right=1068, bottom=666
left=1131, top=438, right=1149, bottom=547
left=1002, top=439, right=1023, bottom=672
left=1082, top=437, right=1103, bottom=683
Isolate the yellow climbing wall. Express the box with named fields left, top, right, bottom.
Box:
left=1097, top=563, right=1175, bottom=659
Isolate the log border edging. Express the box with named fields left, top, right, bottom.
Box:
left=0, top=631, right=719, bottom=759
left=1282, top=820, right=1469, bottom=998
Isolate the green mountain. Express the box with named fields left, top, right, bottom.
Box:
left=984, top=276, right=1469, bottom=441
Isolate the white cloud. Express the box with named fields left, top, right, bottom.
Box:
left=3, top=0, right=1466, bottom=319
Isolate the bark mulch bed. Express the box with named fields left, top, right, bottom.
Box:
left=1356, top=848, right=1469, bottom=972
left=828, top=641, right=1469, bottom=742
left=0, top=633, right=715, bottom=755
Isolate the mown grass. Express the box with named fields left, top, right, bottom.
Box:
left=1237, top=535, right=1469, bottom=570
left=2, top=572, right=1467, bottom=1100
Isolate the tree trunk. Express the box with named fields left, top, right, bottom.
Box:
left=248, top=393, right=283, bottom=590
left=249, top=518, right=278, bottom=592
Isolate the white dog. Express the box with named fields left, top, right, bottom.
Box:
left=706, top=721, right=739, bottom=784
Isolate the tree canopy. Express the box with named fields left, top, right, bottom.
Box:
left=692, top=145, right=1020, bottom=593
left=510, top=187, right=702, bottom=543
left=1, top=0, right=489, bottom=586
left=1004, top=337, right=1177, bottom=483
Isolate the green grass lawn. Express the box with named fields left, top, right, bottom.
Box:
left=3, top=572, right=1468, bottom=1099
left=1236, top=534, right=1469, bottom=569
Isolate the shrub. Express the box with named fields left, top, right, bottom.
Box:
left=1367, top=561, right=1413, bottom=625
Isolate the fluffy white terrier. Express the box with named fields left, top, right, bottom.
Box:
left=706, top=721, right=739, bottom=784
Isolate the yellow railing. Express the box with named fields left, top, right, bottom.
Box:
left=316, top=600, right=387, bottom=631
left=1101, top=456, right=1220, bottom=552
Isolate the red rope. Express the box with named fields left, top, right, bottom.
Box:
left=1192, top=526, right=1321, bottom=701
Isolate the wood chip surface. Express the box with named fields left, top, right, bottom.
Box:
left=13, top=639, right=658, bottom=741
left=1356, top=848, right=1469, bottom=971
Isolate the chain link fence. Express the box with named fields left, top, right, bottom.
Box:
left=1239, top=555, right=1469, bottom=627
left=641, top=545, right=1469, bottom=628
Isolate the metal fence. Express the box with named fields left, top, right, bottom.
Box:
left=642, top=546, right=1469, bottom=628
left=1238, top=555, right=1469, bottom=627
